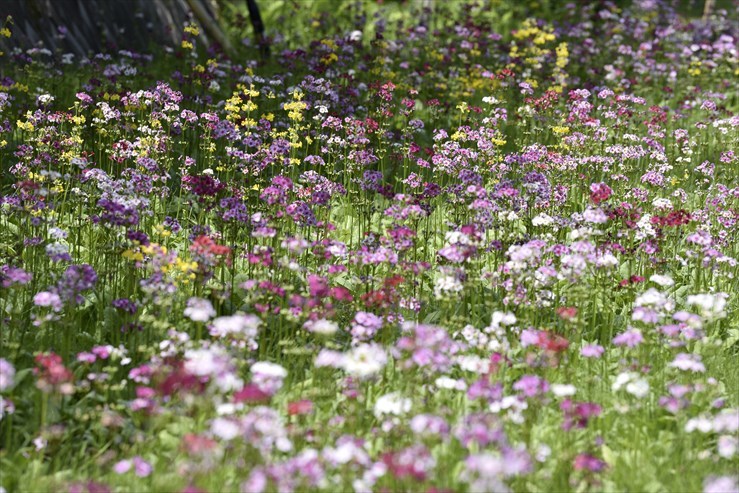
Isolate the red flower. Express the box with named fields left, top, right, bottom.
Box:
left=556, top=307, right=578, bottom=321
left=34, top=352, right=74, bottom=393
left=287, top=399, right=314, bottom=416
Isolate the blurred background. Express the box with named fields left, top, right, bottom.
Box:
left=0, top=0, right=735, bottom=60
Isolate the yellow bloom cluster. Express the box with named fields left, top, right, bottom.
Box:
left=123, top=243, right=199, bottom=284
left=513, top=19, right=556, bottom=45
left=16, top=119, right=34, bottom=132
left=225, top=85, right=260, bottom=127
left=284, top=91, right=308, bottom=122
left=555, top=42, right=569, bottom=69
left=184, top=25, right=200, bottom=37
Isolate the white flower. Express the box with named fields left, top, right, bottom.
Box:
left=635, top=214, right=656, bottom=239
left=251, top=361, right=288, bottom=394
left=495, top=311, right=517, bottom=326
left=635, top=288, right=670, bottom=308
left=446, top=231, right=470, bottom=245
left=434, top=274, right=463, bottom=299
left=373, top=392, right=412, bottom=418
left=214, top=372, right=243, bottom=392
left=626, top=379, right=650, bottom=398
left=652, top=198, right=673, bottom=211
left=685, top=416, right=713, bottom=433
left=342, top=344, right=387, bottom=379
left=251, top=361, right=287, bottom=379
left=37, top=94, right=55, bottom=105
left=216, top=403, right=240, bottom=415
left=456, top=355, right=490, bottom=374
left=718, top=435, right=737, bottom=458
left=434, top=376, right=467, bottom=391
left=184, top=297, right=216, bottom=322
left=713, top=409, right=739, bottom=433
left=596, top=253, right=619, bottom=268
left=314, top=349, right=345, bottom=369
left=305, top=319, right=339, bottom=336
left=33, top=436, right=47, bottom=451
left=211, top=417, right=240, bottom=440
left=210, top=314, right=261, bottom=346
left=612, top=372, right=650, bottom=398
left=649, top=274, right=674, bottom=287
left=532, top=213, right=554, bottom=226
left=687, top=293, right=728, bottom=320
left=184, top=347, right=230, bottom=377
left=551, top=384, right=577, bottom=397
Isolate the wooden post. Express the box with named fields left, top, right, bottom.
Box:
left=186, top=0, right=235, bottom=54
left=246, top=0, right=269, bottom=60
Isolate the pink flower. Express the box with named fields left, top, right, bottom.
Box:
left=581, top=344, right=605, bottom=358
left=113, top=456, right=152, bottom=477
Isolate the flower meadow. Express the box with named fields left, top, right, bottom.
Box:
left=0, top=1, right=738, bottom=492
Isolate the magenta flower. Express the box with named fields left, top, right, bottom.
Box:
left=573, top=453, right=606, bottom=472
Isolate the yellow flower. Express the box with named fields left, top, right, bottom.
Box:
left=122, top=249, right=144, bottom=262
left=17, top=118, right=35, bottom=131
left=176, top=258, right=198, bottom=274
left=555, top=42, right=569, bottom=68
left=321, top=53, right=339, bottom=65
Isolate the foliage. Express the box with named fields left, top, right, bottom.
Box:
left=0, top=1, right=738, bottom=492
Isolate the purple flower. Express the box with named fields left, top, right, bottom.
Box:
left=133, top=456, right=153, bottom=477
left=350, top=311, right=383, bottom=342
left=454, top=412, right=506, bottom=448
left=613, top=328, right=643, bottom=348
left=0, top=358, right=15, bottom=391
left=1, top=265, right=32, bottom=288
left=581, top=344, right=604, bottom=358
left=56, top=264, right=97, bottom=305
left=34, top=291, right=63, bottom=312
left=513, top=375, right=550, bottom=398
left=112, top=298, right=137, bottom=315
left=669, top=353, right=706, bottom=373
